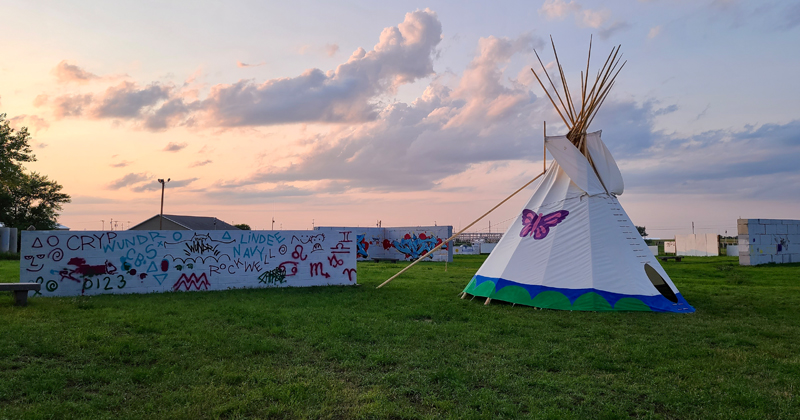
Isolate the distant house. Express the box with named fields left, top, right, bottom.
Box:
left=129, top=214, right=241, bottom=231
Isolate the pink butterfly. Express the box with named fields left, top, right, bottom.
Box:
left=520, top=209, right=570, bottom=239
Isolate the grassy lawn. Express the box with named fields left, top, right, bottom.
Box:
left=1, top=255, right=799, bottom=419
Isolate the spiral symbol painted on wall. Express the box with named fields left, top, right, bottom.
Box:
left=48, top=248, right=64, bottom=262
left=45, top=280, right=59, bottom=292
left=279, top=245, right=288, bottom=255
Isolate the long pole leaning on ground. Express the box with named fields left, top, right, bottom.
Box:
left=376, top=169, right=547, bottom=289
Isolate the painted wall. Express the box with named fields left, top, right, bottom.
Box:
left=315, top=226, right=453, bottom=262
left=675, top=234, right=719, bottom=256
left=726, top=245, right=739, bottom=257
left=664, top=241, right=676, bottom=254
left=453, top=245, right=479, bottom=255
left=20, top=230, right=357, bottom=297
left=0, top=228, right=9, bottom=252
left=738, top=219, right=800, bottom=265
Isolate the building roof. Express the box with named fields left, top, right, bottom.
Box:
left=129, top=214, right=241, bottom=230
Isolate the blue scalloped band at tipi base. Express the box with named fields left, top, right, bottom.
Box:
left=464, top=276, right=696, bottom=313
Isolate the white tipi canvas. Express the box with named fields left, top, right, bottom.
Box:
left=462, top=131, right=695, bottom=312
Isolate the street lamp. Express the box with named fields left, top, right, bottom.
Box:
left=158, top=178, right=170, bottom=229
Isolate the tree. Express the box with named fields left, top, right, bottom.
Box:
left=0, top=113, right=70, bottom=232
left=234, top=223, right=252, bottom=230
left=0, top=113, right=35, bottom=187
left=636, top=226, right=648, bottom=238
left=0, top=172, right=70, bottom=230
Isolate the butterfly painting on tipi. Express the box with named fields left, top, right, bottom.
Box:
left=520, top=209, right=569, bottom=239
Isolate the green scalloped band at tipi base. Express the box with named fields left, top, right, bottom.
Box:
left=463, top=277, right=694, bottom=313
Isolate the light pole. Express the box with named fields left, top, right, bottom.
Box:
left=158, top=178, right=170, bottom=230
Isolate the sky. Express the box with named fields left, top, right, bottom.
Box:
left=1, top=0, right=799, bottom=237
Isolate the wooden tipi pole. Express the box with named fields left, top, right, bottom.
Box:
left=376, top=170, right=546, bottom=289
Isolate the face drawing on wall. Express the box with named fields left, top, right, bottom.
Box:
left=24, top=254, right=47, bottom=272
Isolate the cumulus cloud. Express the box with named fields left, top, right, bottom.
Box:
left=52, top=60, right=99, bottom=83
left=163, top=142, right=188, bottom=152
left=53, top=94, right=93, bottom=118
left=8, top=114, right=50, bottom=132
left=539, top=0, right=581, bottom=19
left=107, top=173, right=152, bottom=190
left=200, top=9, right=442, bottom=127
left=204, top=33, right=546, bottom=195
left=92, top=82, right=171, bottom=119
left=47, top=9, right=443, bottom=130
left=539, top=0, right=628, bottom=39
left=51, top=82, right=174, bottom=126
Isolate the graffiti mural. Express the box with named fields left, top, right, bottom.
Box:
left=20, top=230, right=357, bottom=297
left=386, top=233, right=443, bottom=259
left=316, top=226, right=453, bottom=262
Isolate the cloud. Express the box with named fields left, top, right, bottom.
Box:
left=325, top=43, right=340, bottom=57
left=47, top=9, right=443, bottom=130
left=190, top=160, right=213, bottom=167
left=132, top=177, right=198, bottom=192
left=8, top=114, right=50, bottom=132
left=53, top=94, right=92, bottom=118
left=200, top=9, right=442, bottom=127
left=579, top=8, right=610, bottom=28
left=51, top=82, right=174, bottom=125
left=781, top=2, right=800, bottom=29
left=622, top=120, right=800, bottom=200
left=597, top=21, right=631, bottom=40
left=163, top=142, right=188, bottom=152
left=92, top=81, right=171, bottom=119
left=52, top=60, right=99, bottom=83
left=237, top=61, right=266, bottom=68
left=107, top=172, right=152, bottom=190
left=539, top=0, right=628, bottom=39
left=648, top=25, right=662, bottom=39
left=33, top=94, right=48, bottom=107
left=203, top=183, right=315, bottom=204
left=207, top=33, right=545, bottom=195
left=110, top=161, right=132, bottom=168
left=539, top=0, right=580, bottom=20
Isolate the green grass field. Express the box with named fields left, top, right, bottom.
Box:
left=1, top=256, right=799, bottom=419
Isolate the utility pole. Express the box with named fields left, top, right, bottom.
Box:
left=158, top=178, right=170, bottom=230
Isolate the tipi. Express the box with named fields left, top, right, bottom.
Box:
left=461, top=40, right=695, bottom=312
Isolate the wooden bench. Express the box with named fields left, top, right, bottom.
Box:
left=0, top=283, right=42, bottom=307
left=659, top=256, right=683, bottom=262
left=372, top=258, right=400, bottom=263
